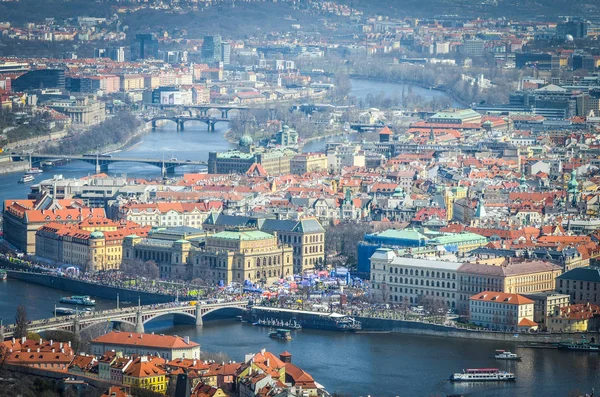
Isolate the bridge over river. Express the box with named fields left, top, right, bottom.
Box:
left=12, top=154, right=208, bottom=176
left=0, top=300, right=248, bottom=339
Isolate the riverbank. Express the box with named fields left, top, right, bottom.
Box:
left=0, top=156, right=29, bottom=175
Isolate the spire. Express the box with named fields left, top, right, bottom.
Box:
left=474, top=198, right=487, bottom=219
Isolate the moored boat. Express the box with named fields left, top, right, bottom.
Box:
left=18, top=175, right=34, bottom=183
left=0, top=269, right=7, bottom=280
left=450, top=368, right=516, bottom=382
left=253, top=317, right=302, bottom=330
left=269, top=329, right=292, bottom=341
left=558, top=340, right=600, bottom=352
left=60, top=295, right=96, bottom=306
left=54, top=307, right=76, bottom=315
left=26, top=167, right=43, bottom=174
left=494, top=350, right=521, bottom=360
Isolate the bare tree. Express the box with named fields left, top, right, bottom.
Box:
left=144, top=260, right=160, bottom=279
left=13, top=305, right=28, bottom=339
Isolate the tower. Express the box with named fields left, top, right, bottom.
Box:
left=567, top=169, right=579, bottom=207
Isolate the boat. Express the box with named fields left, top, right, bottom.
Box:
left=54, top=307, right=76, bottom=315
left=60, top=295, right=96, bottom=306
left=18, top=175, right=34, bottom=183
left=494, top=350, right=522, bottom=360
left=450, top=368, right=516, bottom=382
left=558, top=340, right=600, bottom=351
left=0, top=269, right=7, bottom=280
left=26, top=167, right=43, bottom=174
left=269, top=329, right=292, bottom=341
left=253, top=317, right=302, bottom=330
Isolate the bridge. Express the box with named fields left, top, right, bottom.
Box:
left=150, top=116, right=229, bottom=132
left=17, top=154, right=207, bottom=177
left=0, top=300, right=248, bottom=339
left=145, top=104, right=249, bottom=119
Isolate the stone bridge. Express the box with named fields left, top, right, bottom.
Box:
left=16, top=154, right=208, bottom=176
left=150, top=116, right=229, bottom=132
left=1, top=300, right=248, bottom=339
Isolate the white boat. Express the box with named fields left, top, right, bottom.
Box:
left=54, top=307, right=75, bottom=315
left=26, top=167, right=43, bottom=174
left=450, top=368, right=516, bottom=382
left=18, top=175, right=35, bottom=183
left=495, top=350, right=522, bottom=360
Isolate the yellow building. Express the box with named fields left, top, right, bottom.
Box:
left=123, top=356, right=167, bottom=394
left=546, top=303, right=600, bottom=333
left=469, top=291, right=536, bottom=332
left=120, top=74, right=145, bottom=91
left=290, top=153, right=328, bottom=175
left=192, top=228, right=293, bottom=285
left=35, top=217, right=150, bottom=271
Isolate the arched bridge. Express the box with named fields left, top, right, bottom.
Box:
left=150, top=116, right=229, bottom=132
left=0, top=301, right=248, bottom=339
left=19, top=154, right=208, bottom=176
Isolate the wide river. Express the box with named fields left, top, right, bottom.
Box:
left=1, top=80, right=596, bottom=396
left=0, top=279, right=598, bottom=397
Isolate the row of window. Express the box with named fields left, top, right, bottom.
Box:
left=387, top=267, right=457, bottom=280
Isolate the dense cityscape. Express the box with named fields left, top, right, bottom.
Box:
left=1, top=0, right=600, bottom=396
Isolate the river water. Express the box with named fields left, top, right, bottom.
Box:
left=0, top=278, right=598, bottom=397
left=2, top=81, right=596, bottom=396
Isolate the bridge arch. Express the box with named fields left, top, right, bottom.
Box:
left=142, top=310, right=197, bottom=326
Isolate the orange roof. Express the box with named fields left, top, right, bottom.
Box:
left=92, top=331, right=199, bottom=349
left=123, top=356, right=166, bottom=378
left=378, top=126, right=393, bottom=135
left=469, top=291, right=533, bottom=305
left=101, top=386, right=132, bottom=397
left=518, top=318, right=538, bottom=327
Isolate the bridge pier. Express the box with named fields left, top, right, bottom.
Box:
left=177, top=120, right=185, bottom=131
left=221, top=110, right=229, bottom=119
left=195, top=303, right=203, bottom=327
left=151, top=120, right=157, bottom=129
left=208, top=121, right=215, bottom=132
left=135, top=309, right=145, bottom=334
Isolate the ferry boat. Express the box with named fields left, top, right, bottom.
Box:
left=26, top=167, right=43, bottom=174
left=60, top=295, right=96, bottom=306
left=0, top=269, right=7, bottom=280
left=54, top=307, right=76, bottom=315
left=269, top=329, right=292, bottom=341
left=253, top=317, right=302, bottom=330
left=558, top=340, right=600, bottom=352
left=18, top=175, right=35, bottom=183
left=450, top=368, right=516, bottom=382
left=494, top=350, right=521, bottom=360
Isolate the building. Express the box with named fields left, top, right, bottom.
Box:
left=202, top=36, right=222, bottom=64
left=469, top=291, right=536, bottom=331
left=275, top=125, right=298, bottom=147
left=557, top=267, right=600, bottom=305
left=47, top=95, right=106, bottom=127
left=101, top=386, right=133, bottom=397
left=207, top=148, right=296, bottom=175
left=460, top=39, right=486, bottom=57
left=428, top=109, right=482, bottom=124
left=91, top=331, right=200, bottom=361
left=203, top=214, right=325, bottom=274
left=522, top=292, right=570, bottom=327
left=3, top=197, right=105, bottom=254
left=456, top=260, right=563, bottom=314
left=192, top=228, right=293, bottom=285
left=290, top=153, right=328, bottom=175
left=546, top=303, right=600, bottom=333
left=35, top=217, right=150, bottom=271
left=122, top=356, right=168, bottom=394
left=325, top=143, right=365, bottom=173
left=132, top=33, right=159, bottom=60
left=1, top=337, right=75, bottom=371
left=221, top=43, right=231, bottom=65
left=369, top=248, right=462, bottom=308
left=11, top=69, right=65, bottom=92
left=115, top=201, right=222, bottom=228
left=108, top=46, right=130, bottom=62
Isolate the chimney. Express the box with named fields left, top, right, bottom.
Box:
left=50, top=340, right=53, bottom=346
left=21, top=336, right=26, bottom=344
left=39, top=338, right=43, bottom=345
left=60, top=342, right=64, bottom=349
left=68, top=341, right=71, bottom=347
left=184, top=336, right=190, bottom=345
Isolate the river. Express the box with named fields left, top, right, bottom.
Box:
left=0, top=278, right=598, bottom=397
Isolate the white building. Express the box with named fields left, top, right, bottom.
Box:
left=369, top=248, right=462, bottom=308
left=469, top=291, right=536, bottom=331
left=91, top=331, right=200, bottom=360
left=326, top=143, right=365, bottom=172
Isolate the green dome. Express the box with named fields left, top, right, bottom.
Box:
left=239, top=134, right=253, bottom=147
left=90, top=231, right=104, bottom=239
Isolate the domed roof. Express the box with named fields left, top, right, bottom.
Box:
left=239, top=134, right=253, bottom=147
left=90, top=231, right=104, bottom=239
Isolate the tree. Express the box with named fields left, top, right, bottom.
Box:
left=144, top=260, right=160, bottom=279
left=14, top=305, right=28, bottom=339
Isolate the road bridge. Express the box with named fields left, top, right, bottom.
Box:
left=150, top=116, right=229, bottom=132
left=145, top=104, right=249, bottom=119
left=16, top=154, right=207, bottom=177
left=0, top=300, right=248, bottom=338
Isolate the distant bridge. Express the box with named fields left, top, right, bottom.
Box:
left=145, top=104, right=249, bottom=119
left=0, top=301, right=248, bottom=338
left=16, top=154, right=207, bottom=176
left=150, top=116, right=229, bottom=132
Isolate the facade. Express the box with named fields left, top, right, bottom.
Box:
left=290, top=153, right=328, bottom=175
left=35, top=217, right=150, bottom=271
left=192, top=228, right=293, bottom=285
left=47, top=95, right=106, bottom=126
left=522, top=292, right=570, bottom=327
left=91, top=331, right=200, bottom=360
left=202, top=36, right=222, bottom=63
left=557, top=267, right=600, bottom=305
left=207, top=148, right=296, bottom=175
left=369, top=248, right=462, bottom=308
left=132, top=33, right=159, bottom=60
left=122, top=356, right=168, bottom=394
left=456, top=260, right=562, bottom=314
left=469, top=291, right=535, bottom=331
left=203, top=214, right=326, bottom=274
left=3, top=198, right=105, bottom=254
left=115, top=201, right=222, bottom=228
left=546, top=303, right=600, bottom=333
left=326, top=143, right=365, bottom=173
left=11, top=69, right=65, bottom=91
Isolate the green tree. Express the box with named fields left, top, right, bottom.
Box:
left=13, top=305, right=28, bottom=339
